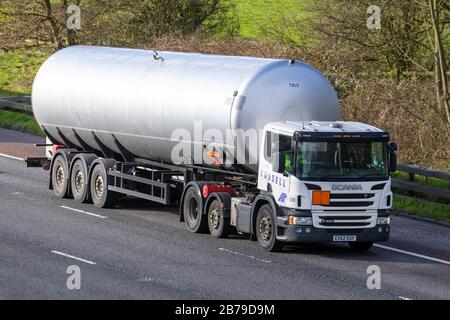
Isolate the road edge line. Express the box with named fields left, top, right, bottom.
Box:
left=0, top=152, right=25, bottom=162
left=374, top=244, right=450, bottom=265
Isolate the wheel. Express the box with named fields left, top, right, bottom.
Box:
left=256, top=204, right=284, bottom=252
left=183, top=186, right=208, bottom=233
left=348, top=242, right=374, bottom=251
left=90, top=163, right=116, bottom=208
left=71, top=159, right=90, bottom=203
left=51, top=155, right=69, bottom=198
left=208, top=199, right=230, bottom=238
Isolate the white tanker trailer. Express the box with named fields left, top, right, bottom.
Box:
left=30, top=46, right=397, bottom=252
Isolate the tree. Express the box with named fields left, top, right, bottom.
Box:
left=127, top=0, right=237, bottom=42
left=0, top=0, right=236, bottom=50
left=428, top=0, right=450, bottom=123
left=303, top=0, right=449, bottom=124
left=0, top=0, right=65, bottom=50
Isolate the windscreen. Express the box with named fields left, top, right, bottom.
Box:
left=296, top=140, right=388, bottom=181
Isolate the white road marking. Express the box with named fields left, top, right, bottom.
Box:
left=374, top=244, right=450, bottom=266
left=219, top=248, right=271, bottom=263
left=0, top=153, right=24, bottom=162
left=399, top=296, right=413, bottom=300
left=51, top=250, right=96, bottom=265
left=60, top=205, right=107, bottom=219
left=12, top=192, right=24, bottom=195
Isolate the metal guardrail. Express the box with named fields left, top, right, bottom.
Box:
left=392, top=164, right=450, bottom=199
left=1, top=96, right=449, bottom=198
left=0, top=96, right=32, bottom=112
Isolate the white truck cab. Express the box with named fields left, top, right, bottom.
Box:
left=249, top=121, right=397, bottom=251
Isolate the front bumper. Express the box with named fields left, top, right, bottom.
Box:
left=279, top=225, right=390, bottom=243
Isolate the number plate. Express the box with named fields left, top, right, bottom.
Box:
left=333, top=235, right=357, bottom=242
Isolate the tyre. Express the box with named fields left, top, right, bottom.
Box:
left=51, top=155, right=69, bottom=198
left=90, top=163, right=116, bottom=208
left=256, top=204, right=284, bottom=252
left=348, top=242, right=374, bottom=251
left=71, top=159, right=90, bottom=203
left=183, top=186, right=208, bottom=233
left=207, top=199, right=230, bottom=238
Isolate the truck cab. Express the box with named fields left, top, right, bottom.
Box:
left=252, top=121, right=397, bottom=251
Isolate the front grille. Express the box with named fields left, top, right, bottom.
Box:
left=313, top=211, right=377, bottom=229
left=330, top=193, right=375, bottom=199
left=319, top=215, right=369, bottom=220
left=313, top=193, right=376, bottom=208
left=328, top=201, right=374, bottom=207
left=318, top=216, right=372, bottom=227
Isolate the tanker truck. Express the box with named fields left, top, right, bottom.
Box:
left=29, top=46, right=397, bottom=252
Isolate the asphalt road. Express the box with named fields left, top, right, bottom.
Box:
left=0, top=152, right=449, bottom=300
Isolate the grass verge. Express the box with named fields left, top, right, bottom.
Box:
left=232, top=0, right=311, bottom=43
left=0, top=49, right=49, bottom=96
left=394, top=194, right=450, bottom=224
left=0, top=108, right=43, bottom=136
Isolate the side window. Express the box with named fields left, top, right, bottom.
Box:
left=265, top=131, right=272, bottom=160
left=277, top=134, right=293, bottom=173
left=264, top=132, right=293, bottom=164
left=278, top=134, right=292, bottom=153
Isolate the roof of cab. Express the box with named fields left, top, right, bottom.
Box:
left=269, top=121, right=385, bottom=135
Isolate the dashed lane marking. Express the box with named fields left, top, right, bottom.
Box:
left=51, top=250, right=96, bottom=265
left=60, top=205, right=108, bottom=219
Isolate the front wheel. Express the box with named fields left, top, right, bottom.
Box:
left=256, top=204, right=284, bottom=252
left=348, top=242, right=374, bottom=251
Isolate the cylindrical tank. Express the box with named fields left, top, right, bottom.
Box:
left=32, top=46, right=340, bottom=173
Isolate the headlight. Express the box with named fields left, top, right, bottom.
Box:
left=377, top=217, right=391, bottom=225
left=289, top=216, right=313, bottom=226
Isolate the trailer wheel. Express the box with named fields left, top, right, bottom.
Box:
left=348, top=242, right=373, bottom=251
left=256, top=204, right=283, bottom=252
left=90, top=163, right=116, bottom=208
left=207, top=199, right=230, bottom=238
left=71, top=159, right=90, bottom=203
left=183, top=186, right=208, bottom=233
left=51, top=155, right=69, bottom=198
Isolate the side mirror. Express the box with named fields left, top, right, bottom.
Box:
left=272, top=152, right=286, bottom=174
left=388, top=142, right=398, bottom=173
left=389, top=142, right=398, bottom=152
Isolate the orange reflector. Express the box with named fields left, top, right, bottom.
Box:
left=207, top=151, right=220, bottom=158
left=312, top=191, right=330, bottom=206
left=289, top=216, right=295, bottom=225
